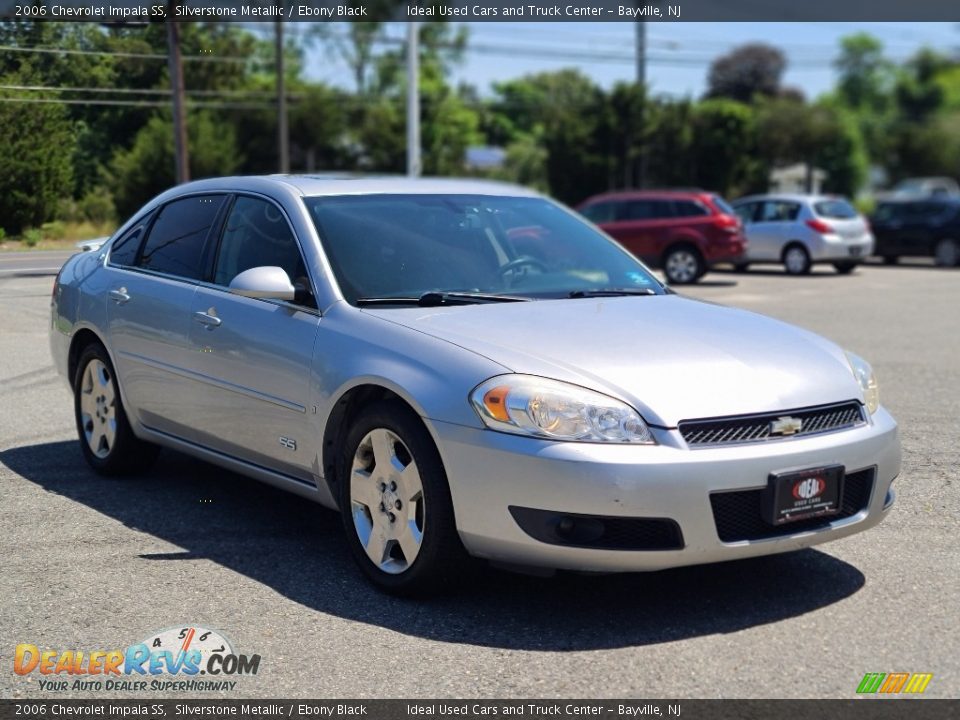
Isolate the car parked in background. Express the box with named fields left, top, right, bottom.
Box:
left=577, top=190, right=746, bottom=284
left=888, top=176, right=960, bottom=199
left=870, top=197, right=960, bottom=267
left=732, top=195, right=874, bottom=275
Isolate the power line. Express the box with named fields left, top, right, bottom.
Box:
left=0, top=83, right=299, bottom=99
left=0, top=96, right=276, bottom=110
left=0, top=43, right=252, bottom=64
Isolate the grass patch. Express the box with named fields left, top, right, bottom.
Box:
left=0, top=220, right=115, bottom=252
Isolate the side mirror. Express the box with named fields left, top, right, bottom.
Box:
left=228, top=266, right=295, bottom=301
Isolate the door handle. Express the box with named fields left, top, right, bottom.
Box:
left=109, top=288, right=130, bottom=304
left=193, top=310, right=222, bottom=329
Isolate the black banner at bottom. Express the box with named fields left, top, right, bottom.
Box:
left=0, top=700, right=956, bottom=720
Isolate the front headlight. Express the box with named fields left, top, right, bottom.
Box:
left=470, top=375, right=655, bottom=444
left=845, top=351, right=879, bottom=415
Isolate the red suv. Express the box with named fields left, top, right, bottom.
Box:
left=577, top=190, right=747, bottom=284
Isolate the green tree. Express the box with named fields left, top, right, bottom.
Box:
left=489, top=70, right=607, bottom=203
left=0, top=69, right=74, bottom=233
left=690, top=98, right=759, bottom=196
left=109, top=112, right=242, bottom=218
left=706, top=44, right=786, bottom=103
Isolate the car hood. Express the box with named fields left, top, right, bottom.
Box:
left=363, top=295, right=861, bottom=427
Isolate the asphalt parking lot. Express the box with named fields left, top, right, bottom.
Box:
left=1, top=253, right=957, bottom=699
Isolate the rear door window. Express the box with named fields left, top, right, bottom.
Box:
left=624, top=200, right=673, bottom=220
left=137, top=195, right=227, bottom=280
left=671, top=200, right=709, bottom=217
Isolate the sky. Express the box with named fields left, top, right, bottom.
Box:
left=302, top=21, right=959, bottom=100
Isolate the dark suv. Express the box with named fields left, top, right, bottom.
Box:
left=577, top=190, right=746, bottom=284
left=871, top=198, right=960, bottom=267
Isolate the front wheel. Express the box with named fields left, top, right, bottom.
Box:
left=73, top=343, right=159, bottom=475
left=662, top=246, right=705, bottom=285
left=338, top=402, right=468, bottom=595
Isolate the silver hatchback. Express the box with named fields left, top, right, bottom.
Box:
left=733, top=194, right=875, bottom=275
left=50, top=176, right=900, bottom=594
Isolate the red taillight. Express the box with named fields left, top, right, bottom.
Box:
left=805, top=219, right=834, bottom=234
left=713, top=214, right=741, bottom=233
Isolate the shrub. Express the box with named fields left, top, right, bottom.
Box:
left=41, top=221, right=66, bottom=240
left=23, top=228, right=42, bottom=247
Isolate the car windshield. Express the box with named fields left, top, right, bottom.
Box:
left=813, top=199, right=858, bottom=219
left=304, top=194, right=664, bottom=305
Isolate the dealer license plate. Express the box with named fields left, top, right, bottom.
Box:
left=763, top=465, right=844, bottom=525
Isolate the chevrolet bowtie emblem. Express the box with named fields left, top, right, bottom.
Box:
left=769, top=416, right=803, bottom=436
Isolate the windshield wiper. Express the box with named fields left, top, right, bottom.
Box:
left=568, top=288, right=658, bottom=298
left=356, top=291, right=533, bottom=307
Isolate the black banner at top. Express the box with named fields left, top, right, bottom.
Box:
left=2, top=0, right=960, bottom=22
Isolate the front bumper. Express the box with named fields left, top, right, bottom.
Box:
left=433, top=408, right=900, bottom=572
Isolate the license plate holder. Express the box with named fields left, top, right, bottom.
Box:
left=763, top=465, right=845, bottom=525
left=849, top=246, right=862, bottom=257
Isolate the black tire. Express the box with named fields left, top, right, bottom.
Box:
left=782, top=244, right=811, bottom=275
left=833, top=262, right=858, bottom=275
left=732, top=263, right=750, bottom=273
left=337, top=401, right=469, bottom=596
left=882, top=255, right=899, bottom=265
left=662, top=245, right=705, bottom=285
left=73, top=342, right=159, bottom=476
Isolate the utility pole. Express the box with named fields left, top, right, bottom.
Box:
left=276, top=15, right=289, bottom=174
left=166, top=2, right=189, bottom=184
left=635, top=19, right=647, bottom=189
left=406, top=21, right=421, bottom=178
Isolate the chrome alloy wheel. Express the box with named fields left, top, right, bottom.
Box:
left=665, top=250, right=699, bottom=283
left=349, top=428, right=425, bottom=574
left=79, top=358, right=117, bottom=459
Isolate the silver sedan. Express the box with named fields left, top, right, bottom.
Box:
left=50, top=176, right=900, bottom=594
left=732, top=194, right=875, bottom=275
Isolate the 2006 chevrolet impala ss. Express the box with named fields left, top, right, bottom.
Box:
left=50, top=176, right=901, bottom=593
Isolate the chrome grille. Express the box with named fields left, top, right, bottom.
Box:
left=679, top=401, right=866, bottom=447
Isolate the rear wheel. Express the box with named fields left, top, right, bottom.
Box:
left=732, top=263, right=750, bottom=273
left=783, top=244, right=811, bottom=275
left=338, top=401, right=468, bottom=595
left=833, top=262, right=857, bottom=275
left=662, top=246, right=705, bottom=285
left=934, top=238, right=959, bottom=267
left=73, top=343, right=159, bottom=475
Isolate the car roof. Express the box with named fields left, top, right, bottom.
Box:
left=733, top=193, right=844, bottom=205
left=581, top=189, right=711, bottom=203
left=157, top=174, right=541, bottom=200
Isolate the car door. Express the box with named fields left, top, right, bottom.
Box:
left=749, top=200, right=801, bottom=260
left=186, top=194, right=321, bottom=482
left=104, top=194, right=228, bottom=439
left=604, top=200, right=662, bottom=263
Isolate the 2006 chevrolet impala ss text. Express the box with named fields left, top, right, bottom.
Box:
left=49, top=175, right=900, bottom=594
